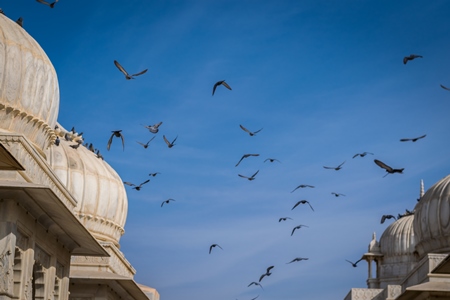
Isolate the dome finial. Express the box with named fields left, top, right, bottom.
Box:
left=420, top=179, right=424, bottom=198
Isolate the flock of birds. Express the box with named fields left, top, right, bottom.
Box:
left=4, top=2, right=449, bottom=299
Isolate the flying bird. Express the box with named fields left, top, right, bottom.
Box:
left=163, top=135, right=178, bottom=148
left=264, top=158, right=281, bottom=163
left=250, top=295, right=259, bottom=300
left=259, top=266, right=274, bottom=282
left=346, top=259, right=363, bottom=267
left=291, top=184, right=315, bottom=193
left=247, top=282, right=263, bottom=290
left=142, top=122, right=163, bottom=134
left=292, top=200, right=314, bottom=211
left=323, top=161, right=346, bottom=171
left=400, top=134, right=426, bottom=142
left=161, top=198, right=175, bottom=207
left=136, top=136, right=156, bottom=149
left=209, top=244, right=223, bottom=254
left=374, top=159, right=404, bottom=177
left=107, top=130, right=125, bottom=151
left=353, top=152, right=374, bottom=158
left=149, top=172, right=161, bottom=177
left=331, top=192, right=345, bottom=197
left=381, top=214, right=397, bottom=224
left=239, top=124, right=263, bottom=136
left=235, top=154, right=259, bottom=167
left=286, top=257, right=309, bottom=264
left=36, top=0, right=59, bottom=8
left=278, top=217, right=293, bottom=222
left=114, top=60, right=148, bottom=80
left=212, top=80, right=232, bottom=95
left=403, top=54, right=423, bottom=64
left=238, top=170, right=259, bottom=181
left=291, top=225, right=309, bottom=236
left=440, top=84, right=450, bottom=91
left=124, top=180, right=150, bottom=191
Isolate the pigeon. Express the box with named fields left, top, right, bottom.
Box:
left=259, top=266, right=274, bottom=282
left=209, top=244, right=223, bottom=254
left=137, top=136, right=156, bottom=149
left=212, top=80, right=232, bottom=95
left=440, top=84, right=450, bottom=91
left=142, top=122, right=163, bottom=134
left=163, top=135, right=178, bottom=148
left=286, top=257, right=309, bottom=264
left=323, top=161, right=345, bottom=170
left=54, top=137, right=60, bottom=146
left=352, top=152, right=374, bottom=158
left=238, top=170, right=259, bottom=181
left=264, top=158, right=281, bottom=163
left=149, top=172, right=161, bottom=177
left=114, top=60, right=148, bottom=80
left=247, top=282, right=263, bottom=290
left=235, top=154, right=259, bottom=167
left=69, top=143, right=81, bottom=150
left=161, top=198, right=175, bottom=207
left=124, top=180, right=150, bottom=191
left=239, top=124, right=263, bottom=136
left=400, top=134, right=426, bottom=142
left=36, top=0, right=59, bottom=8
left=291, top=225, right=309, bottom=236
left=291, top=184, right=315, bottom=193
left=95, top=149, right=104, bottom=160
left=292, top=200, right=314, bottom=211
left=278, top=217, right=293, bottom=222
left=374, top=159, right=404, bottom=177
left=381, top=214, right=397, bottom=224
left=331, top=192, right=345, bottom=197
left=107, top=130, right=125, bottom=151
left=16, top=17, right=23, bottom=27
left=403, top=54, right=423, bottom=64
left=346, top=259, right=363, bottom=267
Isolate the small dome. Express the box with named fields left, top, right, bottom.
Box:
left=414, top=174, right=450, bottom=257
left=0, top=14, right=59, bottom=151
left=380, top=215, right=416, bottom=262
left=46, top=133, right=128, bottom=247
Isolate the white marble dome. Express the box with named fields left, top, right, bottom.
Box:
left=46, top=134, right=128, bottom=246
left=0, top=14, right=59, bottom=151
left=414, top=174, right=450, bottom=257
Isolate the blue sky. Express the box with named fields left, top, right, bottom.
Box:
left=3, top=0, right=450, bottom=299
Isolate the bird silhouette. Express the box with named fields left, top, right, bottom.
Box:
left=69, top=143, right=80, bottom=150
left=291, top=184, right=315, bottom=193
left=331, top=192, right=345, bottom=197
left=114, top=60, right=147, bottom=80
left=292, top=200, right=314, bottom=211
left=16, top=17, right=23, bottom=27
left=238, top=170, right=259, bottom=181
left=212, top=80, right=232, bottom=95
left=323, top=161, right=346, bottom=170
left=161, top=198, right=175, bottom=207
left=250, top=295, right=259, bottom=300
left=142, top=122, right=163, bottom=134
left=346, top=259, right=363, bottom=267
left=400, top=134, right=426, bottom=142
left=235, top=154, right=259, bottom=167
left=381, top=214, right=397, bottom=224
left=440, top=84, right=450, bottom=91
left=107, top=130, right=125, bottom=151
left=209, top=244, right=223, bottom=254
left=149, top=172, right=161, bottom=177
left=95, top=149, right=104, bottom=160
left=403, top=54, right=423, bottom=64
left=374, top=159, right=404, bottom=177
left=137, top=136, right=156, bottom=149
left=239, top=124, right=263, bottom=136
left=36, top=0, right=58, bottom=8
left=124, top=180, right=150, bottom=191
left=163, top=135, right=178, bottom=148
left=291, top=225, right=309, bottom=236
left=54, top=137, right=60, bottom=146
left=247, top=282, right=263, bottom=289
left=286, top=257, right=309, bottom=264
left=278, top=217, right=293, bottom=222
left=264, top=158, right=281, bottom=163
left=259, top=266, right=274, bottom=282
left=352, top=152, right=374, bottom=158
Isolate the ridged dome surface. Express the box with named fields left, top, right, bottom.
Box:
left=380, top=215, right=416, bottom=262
left=414, top=174, right=450, bottom=257
left=46, top=135, right=128, bottom=246
left=0, top=14, right=59, bottom=150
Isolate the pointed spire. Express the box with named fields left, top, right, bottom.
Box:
left=420, top=179, right=424, bottom=198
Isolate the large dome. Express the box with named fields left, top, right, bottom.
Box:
left=414, top=174, right=450, bottom=257
left=0, top=14, right=59, bottom=151
left=46, top=131, right=128, bottom=247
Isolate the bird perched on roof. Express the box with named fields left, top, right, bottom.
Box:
left=291, top=184, right=315, bottom=193
left=16, top=17, right=23, bottom=27
left=137, top=136, right=156, bottom=149
left=209, top=244, right=223, bottom=254
left=291, top=225, right=309, bottom=236
left=331, top=192, right=345, bottom=197
left=247, top=282, right=263, bottom=290
left=400, top=134, right=426, bottom=142
left=95, top=149, right=104, bottom=160
left=114, top=60, right=148, bottom=80
left=323, top=161, right=346, bottom=171
left=212, top=80, right=232, bottom=95
left=286, top=257, right=309, bottom=264
left=163, top=135, right=178, bottom=148
left=142, top=122, right=163, bottom=134
left=36, top=0, right=59, bottom=8
left=403, top=54, right=423, bottom=64
left=346, top=259, right=363, bottom=267
left=54, top=137, right=60, bottom=146
left=380, top=214, right=397, bottom=224
left=374, top=159, right=404, bottom=177
left=69, top=143, right=81, bottom=150
left=107, top=130, right=125, bottom=151
left=124, top=180, right=150, bottom=191
left=292, top=200, right=314, bottom=211
left=278, top=217, right=293, bottom=222
left=353, top=152, right=374, bottom=158
left=259, top=266, right=274, bottom=282
left=161, top=198, right=175, bottom=207
left=239, top=124, right=263, bottom=136
left=235, top=154, right=259, bottom=167
left=238, top=170, right=259, bottom=181
left=264, top=158, right=281, bottom=163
